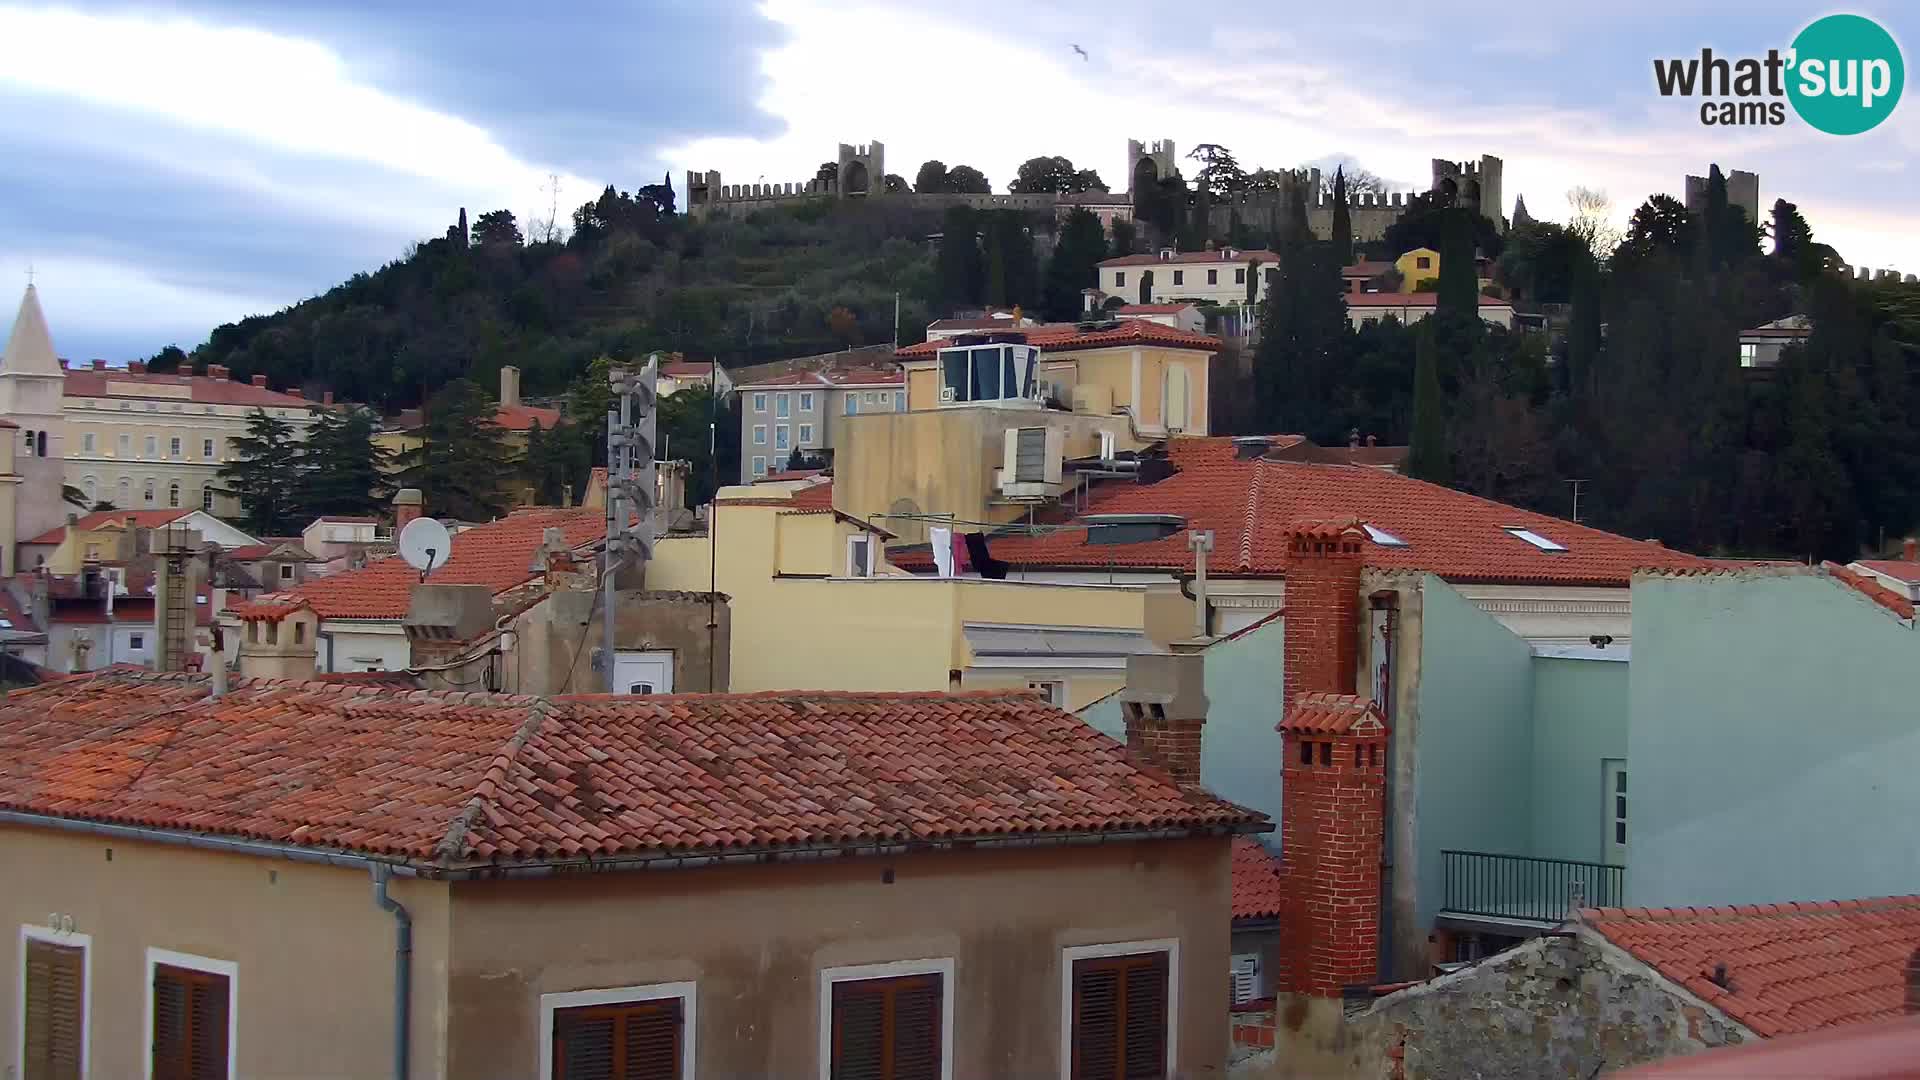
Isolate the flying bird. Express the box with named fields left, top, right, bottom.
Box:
left=1071, top=44, right=1088, bottom=60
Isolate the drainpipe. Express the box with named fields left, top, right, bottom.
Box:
left=370, top=864, right=412, bottom=1080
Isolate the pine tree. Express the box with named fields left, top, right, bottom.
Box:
left=1407, top=326, right=1449, bottom=484
left=219, top=409, right=306, bottom=534
left=398, top=378, right=515, bottom=521
left=520, top=420, right=572, bottom=506
left=294, top=406, right=393, bottom=520
left=1331, top=167, right=1353, bottom=267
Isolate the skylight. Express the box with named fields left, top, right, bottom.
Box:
left=1363, top=525, right=1408, bottom=547
left=1505, top=527, right=1568, bottom=553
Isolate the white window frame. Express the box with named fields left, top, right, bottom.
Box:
left=863, top=391, right=878, bottom=404
left=751, top=456, right=766, bottom=477
left=798, top=423, right=814, bottom=446
left=847, top=534, right=874, bottom=577
left=203, top=438, right=215, bottom=459
left=775, top=425, right=790, bottom=451
left=845, top=395, right=859, bottom=416
left=799, top=391, right=814, bottom=412
left=1505, top=526, right=1567, bottom=552
left=752, top=425, right=767, bottom=446
left=202, top=488, right=215, bottom=511
left=752, top=392, right=767, bottom=413
left=143, top=947, right=237, bottom=1080
left=1058, top=938, right=1179, bottom=1080
left=776, top=392, right=791, bottom=418
left=118, top=434, right=130, bottom=456
left=1027, top=679, right=1066, bottom=706
left=82, top=432, right=96, bottom=454
left=168, top=437, right=182, bottom=459
left=1114, top=271, right=1126, bottom=287
left=1739, top=342, right=1759, bottom=367
left=144, top=436, right=157, bottom=458
left=18, top=924, right=92, bottom=1080
left=817, top=958, right=954, bottom=1080
left=894, top=391, right=905, bottom=411
left=538, top=981, right=696, bottom=1080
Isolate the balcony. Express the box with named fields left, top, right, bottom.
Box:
left=1440, top=850, right=1624, bottom=926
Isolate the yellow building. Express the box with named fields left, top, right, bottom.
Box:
left=1396, top=247, right=1441, bottom=290
left=644, top=479, right=1151, bottom=709
left=834, top=320, right=1218, bottom=544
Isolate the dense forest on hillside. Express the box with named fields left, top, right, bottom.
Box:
left=157, top=153, right=1920, bottom=561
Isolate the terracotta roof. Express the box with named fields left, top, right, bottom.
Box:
left=1824, top=562, right=1916, bottom=620
left=1279, top=692, right=1386, bottom=735
left=61, top=369, right=314, bottom=408
left=897, top=319, right=1220, bottom=358
left=227, top=599, right=311, bottom=623
left=1852, top=559, right=1920, bottom=586
left=228, top=542, right=318, bottom=562
left=758, top=469, right=826, bottom=483
left=0, top=674, right=1261, bottom=870
left=1582, top=897, right=1920, bottom=1038
left=893, top=437, right=1711, bottom=585
left=24, top=509, right=190, bottom=546
left=492, top=404, right=563, bottom=431
left=926, top=317, right=1038, bottom=332
left=1232, top=838, right=1286, bottom=919
left=1342, top=261, right=1396, bottom=278
left=1613, top=1016, right=1920, bottom=1078
left=660, top=360, right=720, bottom=377
left=1099, top=249, right=1280, bottom=267
left=789, top=481, right=834, bottom=511
left=1345, top=292, right=1512, bottom=308
left=1115, top=304, right=1197, bottom=315
left=268, top=507, right=607, bottom=620
left=737, top=364, right=904, bottom=388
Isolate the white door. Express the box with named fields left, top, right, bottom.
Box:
left=1603, top=759, right=1628, bottom=865
left=613, top=651, right=674, bottom=695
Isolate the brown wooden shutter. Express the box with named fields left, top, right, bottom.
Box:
left=152, top=963, right=229, bottom=1080
left=831, top=974, right=942, bottom=1080
left=23, top=938, right=84, bottom=1080
left=1070, top=953, right=1168, bottom=1080
left=552, top=999, right=682, bottom=1080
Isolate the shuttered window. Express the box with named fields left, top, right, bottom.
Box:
left=552, top=999, right=682, bottom=1080
left=152, top=962, right=230, bottom=1080
left=1070, top=952, right=1168, bottom=1080
left=23, top=938, right=84, bottom=1080
left=830, top=974, right=942, bottom=1080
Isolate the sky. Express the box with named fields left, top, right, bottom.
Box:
left=2, top=0, right=1916, bottom=361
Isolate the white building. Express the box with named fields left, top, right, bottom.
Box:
left=1344, top=292, right=1516, bottom=331
left=1097, top=247, right=1280, bottom=307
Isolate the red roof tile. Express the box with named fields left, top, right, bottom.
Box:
left=227, top=599, right=310, bottom=623
left=492, top=404, right=563, bottom=431
left=893, top=437, right=1711, bottom=586
left=1115, top=304, right=1197, bottom=315
left=1614, top=1015, right=1920, bottom=1078
left=1342, top=261, right=1396, bottom=278
left=269, top=507, right=607, bottom=620
left=1582, top=897, right=1920, bottom=1038
left=1824, top=562, right=1916, bottom=620
left=1279, top=693, right=1386, bottom=735
left=0, top=675, right=1262, bottom=869
left=61, top=369, right=314, bottom=408
left=1099, top=249, right=1280, bottom=267
left=896, top=319, right=1220, bottom=358
left=25, top=509, right=189, bottom=546
left=1853, top=559, right=1920, bottom=586
left=1232, top=838, right=1286, bottom=919
left=789, top=481, right=834, bottom=511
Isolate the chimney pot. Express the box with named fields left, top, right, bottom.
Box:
left=251, top=374, right=268, bottom=387
left=92, top=359, right=106, bottom=370
left=1119, top=652, right=1208, bottom=791
left=1905, top=538, right=1917, bottom=563
left=1366, top=434, right=1378, bottom=447
left=128, top=360, right=146, bottom=374
left=500, top=365, right=521, bottom=409
left=208, top=364, right=228, bottom=379
left=394, top=487, right=424, bottom=530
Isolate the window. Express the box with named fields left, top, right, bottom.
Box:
left=775, top=426, right=790, bottom=451
left=821, top=962, right=950, bottom=1080
left=143, top=480, right=156, bottom=506
left=753, top=392, right=767, bottom=413
left=1207, top=269, right=1217, bottom=285
left=202, top=438, right=215, bottom=459
left=130, top=633, right=146, bottom=651
left=20, top=926, right=90, bottom=1080
left=1739, top=342, right=1759, bottom=367
left=119, top=434, right=131, bottom=457
left=1504, top=527, right=1567, bottom=552
left=169, top=437, right=182, bottom=458
left=1605, top=759, right=1628, bottom=863
left=201, top=488, right=215, bottom=511
left=279, top=563, right=295, bottom=582
left=753, top=425, right=767, bottom=446
left=1062, top=942, right=1175, bottom=1080
left=864, top=391, right=878, bottom=404
left=82, top=432, right=96, bottom=454
left=798, top=423, right=814, bottom=445
left=265, top=622, right=278, bottom=645
left=168, top=481, right=181, bottom=508
left=293, top=622, right=306, bottom=645
left=83, top=476, right=97, bottom=502
left=776, top=393, right=791, bottom=418
left=246, top=623, right=258, bottom=644
left=1235, top=269, right=1246, bottom=284
left=120, top=402, right=131, bottom=410
left=146, top=949, right=235, bottom=1080
left=1027, top=679, right=1066, bottom=706
left=1417, top=255, right=1432, bottom=269
left=894, top=391, right=905, bottom=411
left=540, top=982, right=694, bottom=1080
left=1363, top=525, right=1408, bottom=547
left=145, top=436, right=157, bottom=457
left=845, top=395, right=859, bottom=416
left=936, top=345, right=1040, bottom=405
left=118, top=478, right=130, bottom=504
left=1114, top=271, right=1126, bottom=287
left=848, top=535, right=873, bottom=578
left=751, top=456, right=767, bottom=477
left=35, top=431, right=45, bottom=457
left=1171, top=270, right=1183, bottom=285
left=799, top=392, right=815, bottom=412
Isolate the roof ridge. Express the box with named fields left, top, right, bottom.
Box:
left=1238, top=459, right=1263, bottom=572
left=434, top=696, right=558, bottom=864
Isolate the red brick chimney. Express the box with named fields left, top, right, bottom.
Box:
left=1119, top=651, right=1208, bottom=790
left=251, top=374, right=268, bottom=387
left=128, top=360, right=146, bottom=374
left=1276, top=520, right=1387, bottom=998
left=393, top=488, right=424, bottom=530
left=207, top=363, right=229, bottom=379
left=1905, top=538, right=1917, bottom=563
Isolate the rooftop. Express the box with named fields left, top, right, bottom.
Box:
left=1231, top=838, right=1286, bottom=920
left=1582, top=897, right=1920, bottom=1038
left=1099, top=248, right=1280, bottom=267
left=1852, top=559, right=1920, bottom=586
left=892, top=437, right=1710, bottom=585
left=1341, top=261, right=1397, bottom=278
left=385, top=403, right=562, bottom=433
left=1114, top=303, right=1198, bottom=315
left=0, top=673, right=1261, bottom=872
left=896, top=319, right=1221, bottom=358
left=24, top=509, right=191, bottom=546
left=60, top=367, right=314, bottom=409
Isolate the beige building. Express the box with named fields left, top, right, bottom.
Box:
left=1, top=670, right=1259, bottom=1079
left=734, top=346, right=904, bottom=482
left=1345, top=292, right=1516, bottom=331
left=1097, top=247, right=1279, bottom=307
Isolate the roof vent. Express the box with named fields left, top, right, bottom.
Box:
left=1159, top=248, right=1175, bottom=261
left=1233, top=436, right=1271, bottom=459
left=1084, top=513, right=1186, bottom=545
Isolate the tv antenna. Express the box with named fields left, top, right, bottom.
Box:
left=398, top=517, right=451, bottom=581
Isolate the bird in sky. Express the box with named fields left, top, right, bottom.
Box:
left=1071, top=44, right=1088, bottom=60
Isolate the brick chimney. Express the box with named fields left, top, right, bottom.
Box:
left=393, top=488, right=424, bottom=530
left=207, top=363, right=229, bottom=379
left=1905, top=538, right=1917, bottom=563
left=1276, top=520, right=1386, bottom=998
left=500, top=365, right=521, bottom=409
left=91, top=359, right=106, bottom=370
left=322, top=391, right=334, bottom=406
left=128, top=360, right=146, bottom=374
left=251, top=374, right=268, bottom=387
left=1119, top=651, right=1208, bottom=790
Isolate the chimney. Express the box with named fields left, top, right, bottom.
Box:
left=1349, top=428, right=1361, bottom=450
left=1906, top=945, right=1920, bottom=1015
left=1119, top=652, right=1208, bottom=790
left=91, top=359, right=106, bottom=370
left=128, top=360, right=146, bottom=374
left=1282, top=521, right=1365, bottom=711
left=251, top=374, right=268, bottom=387
left=1904, top=538, right=1917, bottom=563
left=500, top=365, right=521, bottom=408
left=208, top=363, right=229, bottom=379
left=393, top=488, right=424, bottom=530
left=1366, top=434, right=1378, bottom=447
left=322, top=391, right=334, bottom=406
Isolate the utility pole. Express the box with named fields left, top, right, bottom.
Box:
left=602, top=355, right=659, bottom=692
left=1566, top=478, right=1589, bottom=524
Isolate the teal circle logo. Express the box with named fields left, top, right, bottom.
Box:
left=1788, top=14, right=1904, bottom=135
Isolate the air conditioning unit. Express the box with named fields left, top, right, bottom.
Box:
left=1230, top=954, right=1261, bottom=1005
left=999, top=426, right=1064, bottom=495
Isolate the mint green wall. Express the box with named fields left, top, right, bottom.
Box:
left=1080, top=617, right=1289, bottom=841
left=1629, top=573, right=1920, bottom=907
left=1528, top=657, right=1629, bottom=866
left=1413, top=576, right=1534, bottom=934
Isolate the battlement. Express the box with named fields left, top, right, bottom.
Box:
left=1683, top=167, right=1761, bottom=224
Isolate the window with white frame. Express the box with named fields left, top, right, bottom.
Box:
left=129, top=632, right=146, bottom=651
left=776, top=393, right=791, bottom=418
left=1027, top=679, right=1066, bottom=706
left=775, top=426, right=790, bottom=451
left=202, top=488, right=215, bottom=511
left=169, top=436, right=182, bottom=458
left=168, top=481, right=181, bottom=508
left=146, top=948, right=236, bottom=1080
left=20, top=925, right=90, bottom=1080
left=1739, top=342, right=1758, bottom=366
left=203, top=438, right=216, bottom=459
left=847, top=535, right=873, bottom=577
left=1504, top=527, right=1567, bottom=552
left=118, top=433, right=131, bottom=457
left=753, top=425, right=767, bottom=446
left=540, top=981, right=694, bottom=1080
left=798, top=423, right=814, bottom=445
left=145, top=435, right=157, bottom=457
left=279, top=563, right=295, bottom=582
left=82, top=432, right=96, bottom=454
left=1061, top=940, right=1176, bottom=1080
left=118, top=478, right=130, bottom=504
left=799, top=391, right=814, bottom=412
left=864, top=391, right=878, bottom=404
left=753, top=392, right=768, bottom=413
left=819, top=959, right=952, bottom=1080
left=751, top=456, right=767, bottom=477
left=143, top=479, right=156, bottom=505
left=845, top=395, right=859, bottom=416
left=894, top=390, right=905, bottom=411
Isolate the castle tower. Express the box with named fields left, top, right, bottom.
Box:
left=1126, top=138, right=1177, bottom=193
left=836, top=141, right=885, bottom=198
left=0, top=284, right=71, bottom=559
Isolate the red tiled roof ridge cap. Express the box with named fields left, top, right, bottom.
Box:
left=1581, top=893, right=1920, bottom=923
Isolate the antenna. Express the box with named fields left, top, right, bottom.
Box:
left=398, top=517, right=451, bottom=580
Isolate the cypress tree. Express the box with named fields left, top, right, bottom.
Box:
left=1437, top=209, right=1478, bottom=321
left=1286, top=177, right=1311, bottom=248
left=936, top=205, right=983, bottom=312
left=1331, top=167, right=1353, bottom=267
left=1407, top=326, right=1449, bottom=484
left=1564, top=251, right=1601, bottom=397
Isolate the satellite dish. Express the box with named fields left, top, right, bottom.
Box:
left=398, top=517, right=451, bottom=575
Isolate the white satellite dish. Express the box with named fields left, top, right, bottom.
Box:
left=398, top=517, right=451, bottom=575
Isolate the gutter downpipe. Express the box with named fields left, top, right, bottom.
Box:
left=370, top=864, right=412, bottom=1080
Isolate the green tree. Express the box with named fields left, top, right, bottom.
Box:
left=936, top=206, right=984, bottom=312
left=1406, top=327, right=1448, bottom=483
left=945, top=165, right=991, bottom=194
left=219, top=409, right=306, bottom=535
left=399, top=378, right=514, bottom=521
left=1563, top=251, right=1602, bottom=396
left=1285, top=180, right=1311, bottom=248
left=1330, top=167, right=1353, bottom=267
left=471, top=210, right=523, bottom=247
left=914, top=160, right=950, bottom=193
left=1044, top=208, right=1108, bottom=320
left=143, top=344, right=190, bottom=374
left=520, top=420, right=571, bottom=506
left=1252, top=240, right=1347, bottom=435
left=883, top=174, right=909, bottom=194
left=1010, top=156, right=1104, bottom=194
left=1109, top=219, right=1137, bottom=257
left=1436, top=209, right=1478, bottom=320
left=295, top=406, right=394, bottom=520
left=658, top=385, right=738, bottom=508
left=1186, top=144, right=1246, bottom=197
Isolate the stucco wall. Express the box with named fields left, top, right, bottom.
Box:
left=1528, top=656, right=1628, bottom=866
left=1628, top=571, right=1920, bottom=907
left=443, top=838, right=1234, bottom=1079
left=1412, top=576, right=1534, bottom=937
left=0, top=826, right=451, bottom=1079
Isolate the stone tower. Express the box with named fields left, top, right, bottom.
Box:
left=0, top=284, right=71, bottom=556
left=1684, top=167, right=1761, bottom=225
left=1430, top=155, right=1506, bottom=231
left=836, top=141, right=885, bottom=197
left=1126, top=138, right=1178, bottom=193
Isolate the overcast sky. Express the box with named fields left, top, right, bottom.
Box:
left=3, top=0, right=1915, bottom=361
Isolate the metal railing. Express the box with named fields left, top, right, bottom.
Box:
left=1441, top=850, right=1624, bottom=923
